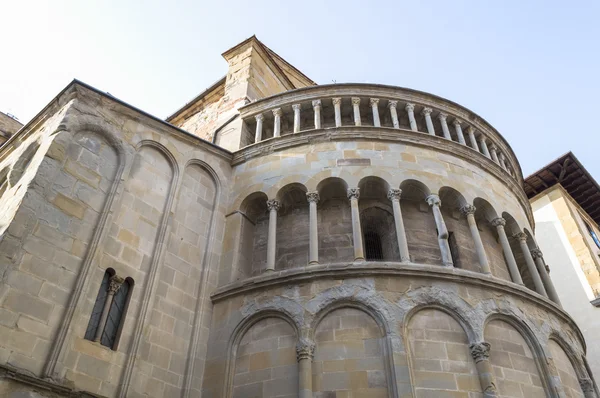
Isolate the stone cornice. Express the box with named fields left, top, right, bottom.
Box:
left=210, top=261, right=585, bottom=348
left=231, top=126, right=533, bottom=227
left=238, top=83, right=521, bottom=180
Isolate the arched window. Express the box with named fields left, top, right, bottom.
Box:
left=84, top=270, right=133, bottom=350
left=364, top=230, right=383, bottom=260
left=584, top=220, right=600, bottom=249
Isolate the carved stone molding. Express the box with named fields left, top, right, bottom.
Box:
left=513, top=232, right=528, bottom=242
left=369, top=98, right=379, bottom=106
left=460, top=204, right=477, bottom=216
left=292, top=104, right=301, bottom=111
left=296, top=339, right=315, bottom=361
left=469, top=341, right=491, bottom=363
left=387, top=188, right=402, bottom=202
left=272, top=108, right=282, bottom=117
left=579, top=377, right=595, bottom=393
left=351, top=97, right=361, bottom=105
left=108, top=275, right=125, bottom=294
left=453, top=118, right=462, bottom=126
left=388, top=100, right=398, bottom=109
left=306, top=191, right=320, bottom=204
left=491, top=217, right=506, bottom=227
left=425, top=194, right=441, bottom=207
left=312, top=100, right=322, bottom=108
left=347, top=188, right=360, bottom=200
left=405, top=103, right=415, bottom=112
left=530, top=248, right=543, bottom=260
left=438, top=112, right=448, bottom=121
left=421, top=107, right=433, bottom=116
left=332, top=97, right=342, bottom=105
left=266, top=199, right=281, bottom=212
left=255, top=114, right=264, bottom=122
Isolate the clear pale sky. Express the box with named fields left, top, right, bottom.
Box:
left=1, top=1, right=598, bottom=179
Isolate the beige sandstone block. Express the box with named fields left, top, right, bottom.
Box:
left=53, top=192, right=86, bottom=219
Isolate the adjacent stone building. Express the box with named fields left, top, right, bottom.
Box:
left=0, top=35, right=596, bottom=397
left=0, top=111, right=22, bottom=146
left=526, top=152, right=600, bottom=381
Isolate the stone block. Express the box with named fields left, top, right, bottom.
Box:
left=52, top=192, right=86, bottom=219
left=76, top=353, right=111, bottom=380
left=3, top=290, right=53, bottom=322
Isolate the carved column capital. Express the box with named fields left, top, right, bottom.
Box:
left=272, top=108, right=282, bottom=117
left=438, top=112, right=448, bottom=121
left=460, top=204, right=477, bottom=216
left=332, top=97, right=342, bottom=105
left=387, top=188, right=402, bottom=201
left=421, top=107, right=433, bottom=116
left=351, top=97, right=361, bottom=105
left=347, top=188, right=360, bottom=200
left=312, top=100, right=322, bottom=109
left=452, top=118, right=462, bottom=126
left=369, top=98, right=380, bottom=106
left=266, top=199, right=281, bottom=212
left=530, top=248, right=543, bottom=259
left=579, top=377, right=595, bottom=393
left=296, top=340, right=315, bottom=361
left=292, top=103, right=302, bottom=111
left=513, top=232, right=528, bottom=242
left=425, top=194, right=441, bottom=207
left=469, top=341, right=491, bottom=363
left=405, top=103, right=415, bottom=112
left=490, top=144, right=498, bottom=151
left=491, top=217, right=506, bottom=227
left=388, top=100, right=398, bottom=109
left=108, top=275, right=125, bottom=294
left=306, top=191, right=320, bottom=204
left=255, top=114, right=264, bottom=122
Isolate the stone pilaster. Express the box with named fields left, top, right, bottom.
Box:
left=296, top=340, right=315, bottom=398
left=469, top=342, right=498, bottom=397
left=514, top=232, right=547, bottom=297
left=426, top=194, right=453, bottom=266
left=405, top=103, right=418, bottom=131
left=388, top=189, right=410, bottom=262
left=292, top=104, right=301, bottom=133
left=531, top=248, right=561, bottom=305
left=453, top=118, right=466, bottom=145
left=351, top=97, right=361, bottom=126
left=370, top=98, right=380, bottom=127
left=312, top=100, right=322, bottom=129
left=306, top=192, right=320, bottom=265
left=347, top=188, right=364, bottom=261
left=422, top=107, right=435, bottom=136
left=438, top=112, right=452, bottom=140
left=254, top=114, right=264, bottom=143
left=388, top=100, right=399, bottom=128
left=266, top=199, right=281, bottom=271
left=491, top=218, right=523, bottom=285
left=461, top=205, right=491, bottom=274
left=332, top=98, right=342, bottom=127
left=272, top=108, right=282, bottom=138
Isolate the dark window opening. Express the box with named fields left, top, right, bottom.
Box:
left=448, top=232, right=460, bottom=268
left=365, top=231, right=384, bottom=261
left=584, top=221, right=600, bottom=250
left=101, top=279, right=131, bottom=349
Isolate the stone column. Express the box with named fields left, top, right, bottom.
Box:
left=491, top=218, right=523, bottom=285
left=578, top=378, right=596, bottom=398
left=426, top=194, right=453, bottom=266
left=531, top=249, right=561, bottom=305
left=332, top=98, right=342, bottom=127
left=453, top=119, right=466, bottom=145
left=422, top=107, right=435, bottom=136
left=370, top=98, right=381, bottom=127
left=388, top=189, right=410, bottom=262
left=405, top=103, right=418, bottom=131
left=461, top=205, right=491, bottom=274
left=467, top=126, right=480, bottom=152
left=348, top=188, right=364, bottom=261
left=292, top=104, right=301, bottom=133
left=388, top=100, right=399, bottom=128
left=352, top=97, right=361, bottom=126
left=273, top=108, right=282, bottom=138
left=489, top=144, right=500, bottom=163
left=514, top=232, right=547, bottom=297
left=254, top=114, right=264, bottom=143
left=312, top=100, right=322, bottom=129
left=499, top=153, right=507, bottom=170
left=479, top=136, right=491, bottom=158
left=307, top=192, right=320, bottom=265
left=469, top=342, right=498, bottom=397
left=438, top=112, right=452, bottom=140
left=266, top=199, right=281, bottom=271
left=296, top=340, right=315, bottom=398
left=94, top=275, right=124, bottom=342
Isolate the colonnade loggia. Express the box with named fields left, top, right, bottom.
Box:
left=252, top=97, right=515, bottom=178
left=258, top=187, right=561, bottom=306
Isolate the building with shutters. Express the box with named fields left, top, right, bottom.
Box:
left=0, top=36, right=597, bottom=397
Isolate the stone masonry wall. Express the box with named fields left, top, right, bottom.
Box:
left=548, top=339, right=585, bottom=398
